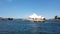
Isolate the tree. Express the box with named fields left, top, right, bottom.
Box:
left=43, top=18, right=45, bottom=20
left=55, top=16, right=57, bottom=19
left=8, top=18, right=13, bottom=20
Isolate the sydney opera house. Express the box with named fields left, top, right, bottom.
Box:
left=28, top=13, right=45, bottom=22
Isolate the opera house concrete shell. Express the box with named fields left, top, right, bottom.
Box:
left=28, top=13, right=45, bottom=22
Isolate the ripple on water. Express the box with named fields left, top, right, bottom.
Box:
left=0, top=20, right=60, bottom=34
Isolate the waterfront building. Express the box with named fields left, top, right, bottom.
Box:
left=28, top=13, right=45, bottom=22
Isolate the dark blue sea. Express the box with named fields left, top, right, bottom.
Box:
left=0, top=20, right=60, bottom=34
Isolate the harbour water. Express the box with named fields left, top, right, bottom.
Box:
left=0, top=20, right=60, bottom=34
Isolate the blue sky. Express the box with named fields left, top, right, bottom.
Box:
left=0, top=0, right=60, bottom=18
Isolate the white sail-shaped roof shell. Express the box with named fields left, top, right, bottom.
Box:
left=29, top=13, right=38, bottom=18
left=29, top=13, right=44, bottom=19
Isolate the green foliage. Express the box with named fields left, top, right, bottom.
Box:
left=55, top=16, right=57, bottom=19
left=8, top=18, right=13, bottom=20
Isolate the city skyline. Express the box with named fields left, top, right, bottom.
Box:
left=0, top=0, right=60, bottom=19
